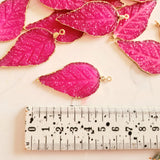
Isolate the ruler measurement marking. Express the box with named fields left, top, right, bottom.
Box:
left=53, top=107, right=55, bottom=119
left=95, top=139, right=97, bottom=150
left=148, top=111, right=151, bottom=118
left=67, top=107, right=69, bottom=118
left=129, top=136, right=131, bottom=149
left=95, top=108, right=97, bottom=118
left=129, top=111, right=131, bottom=122
left=81, top=107, right=83, bottom=118
left=81, top=140, right=83, bottom=150
left=52, top=139, right=54, bottom=150
left=115, top=111, right=117, bottom=122
left=143, top=135, right=145, bottom=149
left=108, top=109, right=111, bottom=118
left=38, top=139, right=40, bottom=150
left=60, top=107, right=62, bottom=122
left=74, top=136, right=76, bottom=150
left=102, top=108, right=104, bottom=121
left=46, top=107, right=48, bottom=122
left=88, top=108, right=90, bottom=122
left=135, top=110, right=137, bottom=118
left=156, top=135, right=158, bottom=149
left=150, top=138, right=152, bottom=149
left=38, top=107, right=40, bottom=118
left=45, top=136, right=48, bottom=150
left=31, top=107, right=33, bottom=118
left=60, top=136, right=62, bottom=151
left=136, top=139, right=138, bottom=149
left=123, top=139, right=124, bottom=149
left=142, top=111, right=144, bottom=121
left=45, top=136, right=47, bottom=150
left=88, top=136, right=90, bottom=150
left=155, top=111, right=158, bottom=122
left=67, top=139, right=69, bottom=150
left=109, top=139, right=111, bottom=150
left=102, top=135, right=104, bottom=149
left=31, top=136, right=33, bottom=150
left=74, top=107, right=76, bottom=122
left=122, top=110, right=124, bottom=118
left=116, top=135, right=118, bottom=149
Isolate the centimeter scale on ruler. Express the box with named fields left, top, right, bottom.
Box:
left=25, top=106, right=160, bottom=151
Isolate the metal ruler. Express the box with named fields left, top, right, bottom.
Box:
left=25, top=106, right=160, bottom=151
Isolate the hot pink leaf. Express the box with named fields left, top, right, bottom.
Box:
left=0, top=0, right=29, bottom=41
left=25, top=11, right=83, bottom=43
left=105, top=0, right=124, bottom=8
left=117, top=40, right=160, bottom=74
left=39, top=62, right=100, bottom=98
left=0, top=29, right=55, bottom=66
left=57, top=2, right=118, bottom=36
left=114, top=0, right=157, bottom=40
left=40, top=0, right=85, bottom=10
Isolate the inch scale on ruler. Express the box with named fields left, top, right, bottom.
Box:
left=25, top=106, right=160, bottom=151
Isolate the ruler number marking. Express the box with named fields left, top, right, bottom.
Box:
left=28, top=126, right=36, bottom=132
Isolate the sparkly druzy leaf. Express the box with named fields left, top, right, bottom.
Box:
left=105, top=0, right=124, bottom=8
left=57, top=2, right=118, bottom=36
left=39, top=62, right=100, bottom=98
left=25, top=11, right=83, bottom=43
left=0, top=0, right=29, bottom=41
left=0, top=29, right=55, bottom=66
left=40, top=0, right=85, bottom=10
left=114, top=0, right=157, bottom=40
left=117, top=40, right=160, bottom=74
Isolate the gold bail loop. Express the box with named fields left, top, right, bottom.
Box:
left=59, top=29, right=65, bottom=35
left=53, top=29, right=65, bottom=39
left=119, top=14, right=129, bottom=21
left=100, top=76, right=112, bottom=82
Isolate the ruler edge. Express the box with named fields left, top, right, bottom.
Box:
left=24, top=105, right=160, bottom=151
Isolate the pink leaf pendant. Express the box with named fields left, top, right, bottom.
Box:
left=25, top=11, right=83, bottom=43
left=57, top=2, right=119, bottom=36
left=0, top=0, right=29, bottom=41
left=117, top=40, right=160, bottom=74
left=114, top=0, right=157, bottom=40
left=0, top=28, right=65, bottom=66
left=39, top=62, right=111, bottom=98
left=40, top=0, right=85, bottom=10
